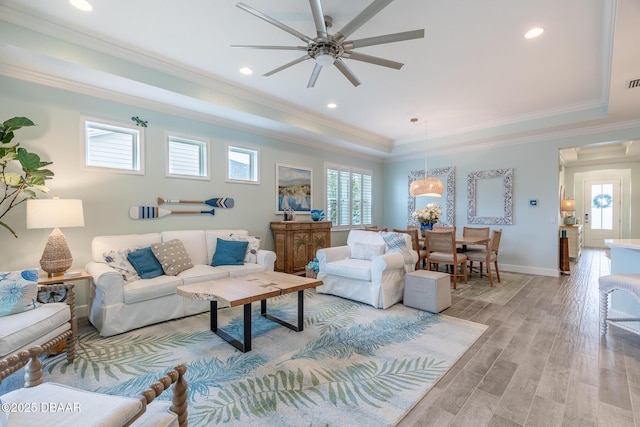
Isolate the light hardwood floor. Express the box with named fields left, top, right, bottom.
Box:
left=399, top=248, right=640, bottom=427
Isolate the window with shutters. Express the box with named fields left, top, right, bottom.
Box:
left=227, top=145, right=259, bottom=184
left=325, top=163, right=372, bottom=230
left=166, top=134, right=209, bottom=180
left=82, top=118, right=143, bottom=174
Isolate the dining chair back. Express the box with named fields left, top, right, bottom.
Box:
left=424, top=230, right=467, bottom=289
left=463, top=226, right=490, bottom=250
left=393, top=228, right=427, bottom=269
left=365, top=226, right=388, bottom=232
left=466, top=229, right=502, bottom=286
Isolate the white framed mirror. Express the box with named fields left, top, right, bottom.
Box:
left=467, top=168, right=513, bottom=224
left=408, top=166, right=455, bottom=226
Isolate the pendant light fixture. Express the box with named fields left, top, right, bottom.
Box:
left=409, top=117, right=443, bottom=197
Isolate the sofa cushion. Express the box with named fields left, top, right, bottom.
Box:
left=128, top=247, right=164, bottom=279
left=151, top=239, right=194, bottom=276
left=324, top=258, right=373, bottom=281
left=211, top=238, right=248, bottom=266
left=0, top=269, right=40, bottom=317
left=123, top=276, right=184, bottom=304
left=229, top=234, right=261, bottom=263
left=161, top=230, right=208, bottom=265
left=351, top=242, right=386, bottom=260
left=214, top=263, right=266, bottom=277
left=177, top=264, right=229, bottom=285
left=104, top=249, right=140, bottom=284
left=0, top=302, right=70, bottom=357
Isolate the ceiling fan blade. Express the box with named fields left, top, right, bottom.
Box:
left=236, top=2, right=313, bottom=44
left=343, top=51, right=404, bottom=70
left=307, top=63, right=323, bottom=88
left=309, top=0, right=327, bottom=38
left=334, top=0, right=395, bottom=42
left=231, top=45, right=308, bottom=51
left=263, top=55, right=310, bottom=77
left=347, top=29, right=425, bottom=49
left=334, top=58, right=361, bottom=87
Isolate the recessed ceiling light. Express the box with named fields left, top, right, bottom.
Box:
left=239, top=67, right=253, bottom=75
left=327, top=103, right=337, bottom=109
left=524, top=27, right=544, bottom=39
left=69, top=0, right=93, bottom=11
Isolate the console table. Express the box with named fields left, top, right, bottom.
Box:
left=559, top=225, right=582, bottom=260
left=270, top=221, right=331, bottom=275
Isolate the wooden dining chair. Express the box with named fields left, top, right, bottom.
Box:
left=462, top=226, right=490, bottom=251
left=365, top=226, right=388, bottom=232
left=466, top=229, right=502, bottom=286
left=424, top=230, right=467, bottom=289
left=393, top=228, right=427, bottom=269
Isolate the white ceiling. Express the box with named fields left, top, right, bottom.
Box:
left=0, top=0, right=639, bottom=159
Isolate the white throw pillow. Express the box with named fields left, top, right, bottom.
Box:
left=351, top=242, right=386, bottom=260
left=229, top=235, right=261, bottom=263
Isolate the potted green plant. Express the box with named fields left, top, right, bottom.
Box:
left=0, top=117, right=54, bottom=238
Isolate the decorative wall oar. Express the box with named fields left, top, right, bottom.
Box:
left=158, top=197, right=234, bottom=209
left=129, top=206, right=215, bottom=219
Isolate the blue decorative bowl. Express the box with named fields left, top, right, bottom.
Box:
left=310, top=209, right=325, bottom=221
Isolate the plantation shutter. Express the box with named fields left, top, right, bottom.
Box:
left=325, top=164, right=373, bottom=229
left=339, top=170, right=351, bottom=226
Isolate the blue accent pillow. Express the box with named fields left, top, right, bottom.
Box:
left=211, top=238, right=249, bottom=266
left=127, top=247, right=164, bottom=279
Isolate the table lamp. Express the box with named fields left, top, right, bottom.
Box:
left=27, top=197, right=85, bottom=277
left=561, top=199, right=576, bottom=225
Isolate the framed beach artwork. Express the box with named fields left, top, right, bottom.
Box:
left=276, top=163, right=312, bottom=214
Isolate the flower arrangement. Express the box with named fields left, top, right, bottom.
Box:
left=412, top=202, right=442, bottom=224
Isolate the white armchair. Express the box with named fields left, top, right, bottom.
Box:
left=316, top=230, right=417, bottom=309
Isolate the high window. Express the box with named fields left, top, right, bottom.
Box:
left=82, top=118, right=143, bottom=174
left=325, top=163, right=372, bottom=229
left=227, top=145, right=259, bottom=184
left=166, top=134, right=209, bottom=180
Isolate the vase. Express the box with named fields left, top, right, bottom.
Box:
left=420, top=222, right=433, bottom=234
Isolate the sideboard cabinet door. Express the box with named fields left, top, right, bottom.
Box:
left=270, top=221, right=331, bottom=275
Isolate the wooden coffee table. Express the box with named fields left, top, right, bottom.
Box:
left=176, top=271, right=322, bottom=352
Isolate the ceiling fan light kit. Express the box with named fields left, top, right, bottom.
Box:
left=233, top=0, right=425, bottom=88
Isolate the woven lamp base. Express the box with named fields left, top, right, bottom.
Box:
left=40, top=228, right=73, bottom=276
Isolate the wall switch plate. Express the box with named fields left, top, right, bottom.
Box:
left=529, top=199, right=538, bottom=206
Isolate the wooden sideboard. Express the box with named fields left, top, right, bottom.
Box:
left=560, top=225, right=582, bottom=260
left=270, top=221, right=331, bottom=275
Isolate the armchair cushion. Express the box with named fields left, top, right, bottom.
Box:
left=351, top=242, right=386, bottom=260
left=128, top=247, right=164, bottom=279
left=324, top=258, right=373, bottom=281
left=0, top=269, right=40, bottom=317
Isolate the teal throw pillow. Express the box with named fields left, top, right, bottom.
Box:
left=127, top=247, right=164, bottom=279
left=0, top=268, right=40, bottom=317
left=211, top=238, right=249, bottom=266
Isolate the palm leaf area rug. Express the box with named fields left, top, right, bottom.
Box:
left=451, top=271, right=534, bottom=305
left=2, top=290, right=487, bottom=427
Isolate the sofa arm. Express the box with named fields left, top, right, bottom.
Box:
left=257, top=249, right=276, bottom=271
left=317, top=246, right=351, bottom=270
left=85, top=261, right=125, bottom=305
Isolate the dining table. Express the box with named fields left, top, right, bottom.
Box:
left=419, top=233, right=490, bottom=251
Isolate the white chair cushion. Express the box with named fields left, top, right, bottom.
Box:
left=465, top=250, right=496, bottom=263
left=429, top=252, right=467, bottom=263
left=131, top=401, right=179, bottom=427
left=123, top=276, right=183, bottom=304
left=1, top=382, right=143, bottom=427
left=325, top=258, right=373, bottom=281
left=0, top=303, right=70, bottom=358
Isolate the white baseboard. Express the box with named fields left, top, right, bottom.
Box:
left=499, top=263, right=560, bottom=277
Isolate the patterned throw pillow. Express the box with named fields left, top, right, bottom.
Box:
left=381, top=232, right=415, bottom=272
left=151, top=239, right=194, bottom=276
left=229, top=235, right=261, bottom=263
left=0, top=269, right=40, bottom=317
left=104, top=248, right=140, bottom=284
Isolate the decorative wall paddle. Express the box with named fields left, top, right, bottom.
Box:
left=129, top=206, right=215, bottom=219
left=158, top=197, right=234, bottom=209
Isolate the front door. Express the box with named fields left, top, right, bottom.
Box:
left=583, top=178, right=621, bottom=247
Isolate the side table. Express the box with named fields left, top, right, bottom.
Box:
left=38, top=269, right=90, bottom=355
left=404, top=270, right=452, bottom=313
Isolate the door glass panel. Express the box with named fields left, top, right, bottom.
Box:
left=590, top=183, right=613, bottom=230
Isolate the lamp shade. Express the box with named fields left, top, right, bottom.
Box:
left=561, top=199, right=576, bottom=212
left=27, top=199, right=84, bottom=229
left=410, top=176, right=444, bottom=197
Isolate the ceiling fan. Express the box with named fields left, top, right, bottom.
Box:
left=232, top=0, right=425, bottom=88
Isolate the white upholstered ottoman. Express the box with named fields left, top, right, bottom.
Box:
left=404, top=270, right=451, bottom=313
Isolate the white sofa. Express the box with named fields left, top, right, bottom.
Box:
left=316, top=230, right=417, bottom=309
left=86, top=229, right=276, bottom=337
